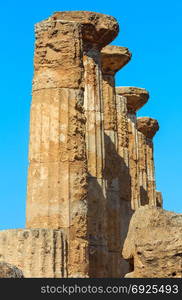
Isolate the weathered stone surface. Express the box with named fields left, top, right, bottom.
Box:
left=156, top=191, right=163, bottom=207
left=51, top=11, right=119, bottom=48
left=27, top=12, right=89, bottom=239
left=115, top=92, right=132, bottom=277
left=82, top=24, right=119, bottom=277
left=123, top=206, right=182, bottom=278
left=137, top=117, right=159, bottom=139
left=101, top=46, right=132, bottom=277
left=101, top=46, right=131, bottom=131
left=137, top=129, right=148, bottom=205
left=101, top=45, right=131, bottom=75
left=0, top=262, right=24, bottom=278
left=116, top=87, right=149, bottom=113
left=137, top=117, right=159, bottom=206
left=116, top=87, right=149, bottom=210
left=0, top=229, right=69, bottom=278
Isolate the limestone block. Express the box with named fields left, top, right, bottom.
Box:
left=33, top=21, right=84, bottom=89
left=101, top=45, right=131, bottom=75
left=116, top=94, right=130, bottom=202
left=137, top=117, right=159, bottom=139
left=156, top=191, right=163, bottom=207
left=137, top=117, right=159, bottom=206
left=29, top=88, right=86, bottom=163
left=123, top=206, right=182, bottom=278
left=137, top=131, right=148, bottom=205
left=27, top=161, right=87, bottom=228
left=101, top=46, right=131, bottom=131
left=116, top=87, right=149, bottom=113
left=116, top=87, right=149, bottom=210
left=50, top=11, right=119, bottom=48
left=0, top=262, right=24, bottom=278
left=0, top=229, right=68, bottom=278
left=100, top=47, right=132, bottom=278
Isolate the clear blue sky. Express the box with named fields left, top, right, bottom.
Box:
left=0, top=0, right=181, bottom=229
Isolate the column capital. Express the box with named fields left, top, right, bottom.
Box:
left=116, top=86, right=149, bottom=113
left=101, top=45, right=132, bottom=75
left=36, top=11, right=119, bottom=49
left=137, top=117, right=159, bottom=139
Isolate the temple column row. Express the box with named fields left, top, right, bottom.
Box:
left=100, top=47, right=161, bottom=276
left=0, top=10, right=162, bottom=279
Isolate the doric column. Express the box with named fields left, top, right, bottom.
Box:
left=156, top=191, right=163, bottom=207
left=137, top=117, right=159, bottom=206
left=82, top=21, right=119, bottom=279
left=26, top=11, right=119, bottom=277
left=101, top=45, right=131, bottom=277
left=116, top=87, right=149, bottom=210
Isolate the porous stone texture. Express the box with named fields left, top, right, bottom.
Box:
left=115, top=93, right=134, bottom=277
left=116, top=87, right=149, bottom=113
left=116, top=87, right=149, bottom=210
left=123, top=206, right=182, bottom=278
left=0, top=262, right=24, bottom=278
left=156, top=191, right=163, bottom=207
left=52, top=11, right=119, bottom=48
left=137, top=117, right=159, bottom=139
left=0, top=229, right=69, bottom=278
left=101, top=46, right=132, bottom=277
left=101, top=45, right=131, bottom=75
left=137, top=117, right=159, bottom=206
left=81, top=15, right=118, bottom=278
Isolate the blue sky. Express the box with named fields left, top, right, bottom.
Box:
left=0, top=0, right=181, bottom=229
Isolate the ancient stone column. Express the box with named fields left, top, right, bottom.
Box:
left=82, top=21, right=119, bottom=279
left=26, top=11, right=119, bottom=277
left=137, top=117, right=159, bottom=206
left=115, top=89, right=131, bottom=277
left=156, top=191, right=163, bottom=207
left=101, top=45, right=131, bottom=277
left=115, top=87, right=149, bottom=210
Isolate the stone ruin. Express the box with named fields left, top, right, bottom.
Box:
left=0, top=11, right=181, bottom=278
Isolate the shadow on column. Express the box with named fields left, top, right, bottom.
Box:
left=140, top=186, right=149, bottom=206
left=87, top=133, right=135, bottom=277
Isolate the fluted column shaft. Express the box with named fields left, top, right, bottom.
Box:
left=127, top=111, right=139, bottom=209
left=146, top=138, right=156, bottom=205
left=26, top=17, right=88, bottom=277
left=137, top=130, right=148, bottom=205
left=103, top=72, right=120, bottom=277
left=115, top=93, right=132, bottom=277
left=83, top=48, right=108, bottom=277
left=101, top=46, right=131, bottom=277
left=116, top=87, right=149, bottom=210
left=137, top=117, right=159, bottom=206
